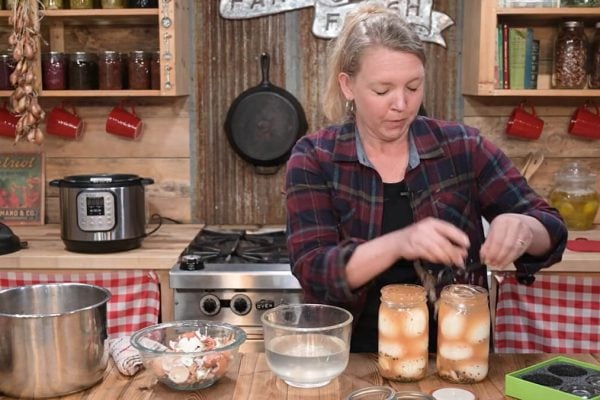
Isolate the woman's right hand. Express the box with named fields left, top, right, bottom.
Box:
left=394, top=217, right=470, bottom=267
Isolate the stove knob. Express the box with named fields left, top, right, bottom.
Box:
left=181, top=254, right=204, bottom=270
left=230, top=294, right=251, bottom=316
left=199, top=294, right=220, bottom=316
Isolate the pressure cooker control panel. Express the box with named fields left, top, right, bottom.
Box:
left=76, top=191, right=116, bottom=231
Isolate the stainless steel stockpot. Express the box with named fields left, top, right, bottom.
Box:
left=0, top=283, right=111, bottom=398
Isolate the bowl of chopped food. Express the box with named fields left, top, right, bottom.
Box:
left=130, top=320, right=246, bottom=390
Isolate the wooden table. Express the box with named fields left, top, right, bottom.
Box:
left=2, top=353, right=596, bottom=400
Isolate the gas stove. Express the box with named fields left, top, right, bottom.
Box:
left=169, top=226, right=303, bottom=352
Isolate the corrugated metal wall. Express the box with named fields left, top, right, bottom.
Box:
left=193, top=2, right=461, bottom=225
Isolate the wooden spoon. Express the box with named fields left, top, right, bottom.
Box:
left=524, top=150, right=544, bottom=181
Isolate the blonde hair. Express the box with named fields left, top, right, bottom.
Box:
left=322, top=3, right=426, bottom=122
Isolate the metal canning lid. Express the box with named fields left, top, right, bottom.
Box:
left=345, top=387, right=436, bottom=400
left=562, top=21, right=584, bottom=28
left=345, top=386, right=395, bottom=400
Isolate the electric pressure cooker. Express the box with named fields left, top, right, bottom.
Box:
left=50, top=174, right=154, bottom=253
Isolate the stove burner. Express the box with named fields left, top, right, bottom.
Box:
left=179, top=227, right=289, bottom=270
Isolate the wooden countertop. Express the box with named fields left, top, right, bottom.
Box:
left=1, top=224, right=600, bottom=273
left=0, top=224, right=203, bottom=270
left=2, top=353, right=596, bottom=400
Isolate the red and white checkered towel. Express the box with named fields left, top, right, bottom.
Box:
left=0, top=270, right=160, bottom=338
left=494, top=274, right=600, bottom=353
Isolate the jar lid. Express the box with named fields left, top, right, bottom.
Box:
left=554, top=162, right=596, bottom=184
left=562, top=21, right=584, bottom=28
left=70, top=52, right=97, bottom=61
left=345, top=387, right=436, bottom=400
left=380, top=284, right=426, bottom=305
left=431, top=388, right=476, bottom=400
left=440, top=284, right=488, bottom=301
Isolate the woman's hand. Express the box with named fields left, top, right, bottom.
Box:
left=480, top=213, right=534, bottom=269
left=395, top=217, right=470, bottom=267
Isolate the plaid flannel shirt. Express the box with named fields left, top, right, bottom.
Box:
left=285, top=117, right=567, bottom=318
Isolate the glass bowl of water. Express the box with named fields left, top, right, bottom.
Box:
left=261, top=303, right=353, bottom=388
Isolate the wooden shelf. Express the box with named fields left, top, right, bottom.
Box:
left=479, top=89, right=600, bottom=97
left=462, top=0, right=600, bottom=96
left=0, top=1, right=189, bottom=97
left=0, top=89, right=162, bottom=97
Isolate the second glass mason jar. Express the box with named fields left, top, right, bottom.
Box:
left=549, top=162, right=599, bottom=230
left=552, top=21, right=588, bottom=89
left=151, top=51, right=160, bottom=90
left=0, top=53, right=15, bottom=90
left=436, top=284, right=490, bottom=384
left=589, top=22, right=600, bottom=89
left=42, top=52, right=67, bottom=90
left=42, top=0, right=65, bottom=9
left=560, top=0, right=600, bottom=5
left=68, top=52, right=98, bottom=90
left=98, top=51, right=123, bottom=90
left=378, top=284, right=428, bottom=382
left=69, top=0, right=94, bottom=8
left=128, top=51, right=151, bottom=90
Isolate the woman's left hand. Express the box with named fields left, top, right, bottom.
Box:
left=480, top=213, right=533, bottom=269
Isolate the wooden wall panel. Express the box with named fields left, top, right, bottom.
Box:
left=194, top=2, right=461, bottom=225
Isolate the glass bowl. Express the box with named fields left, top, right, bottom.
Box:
left=130, top=320, right=246, bottom=390
left=261, top=303, right=353, bottom=388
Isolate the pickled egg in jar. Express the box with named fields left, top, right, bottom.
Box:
left=436, top=284, right=490, bottom=384
left=378, top=284, right=428, bottom=382
left=549, top=162, right=599, bottom=230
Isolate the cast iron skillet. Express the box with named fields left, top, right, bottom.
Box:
left=224, top=52, right=308, bottom=174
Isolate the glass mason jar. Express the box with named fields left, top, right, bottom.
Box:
left=549, top=162, right=599, bottom=230
left=560, top=0, right=600, bottom=5
left=128, top=51, right=150, bottom=90
left=68, top=52, right=99, bottom=90
left=0, top=53, right=15, bottom=90
left=129, top=0, right=157, bottom=7
left=101, top=0, right=126, bottom=8
left=150, top=51, right=160, bottom=90
left=378, top=284, right=428, bottom=382
left=552, top=21, right=588, bottom=89
left=98, top=51, right=123, bottom=90
left=42, top=0, right=65, bottom=9
left=589, top=22, right=600, bottom=89
left=70, top=0, right=94, bottom=8
left=42, top=52, right=67, bottom=90
left=436, top=284, right=490, bottom=384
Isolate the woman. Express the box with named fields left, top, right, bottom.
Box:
left=285, top=3, right=567, bottom=352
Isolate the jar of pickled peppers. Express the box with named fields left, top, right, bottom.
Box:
left=549, top=162, right=599, bottom=230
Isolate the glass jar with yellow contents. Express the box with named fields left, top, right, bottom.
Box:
left=549, top=162, right=599, bottom=230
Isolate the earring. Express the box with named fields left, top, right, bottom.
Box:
left=345, top=99, right=355, bottom=115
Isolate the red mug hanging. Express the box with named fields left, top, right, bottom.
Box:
left=106, top=101, right=143, bottom=139
left=568, top=101, right=600, bottom=140
left=505, top=101, right=544, bottom=140
left=45, top=103, right=83, bottom=139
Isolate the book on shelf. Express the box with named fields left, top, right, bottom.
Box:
left=502, top=23, right=510, bottom=89
left=497, top=25, right=503, bottom=89
left=508, top=27, right=529, bottom=90
left=526, top=39, right=540, bottom=89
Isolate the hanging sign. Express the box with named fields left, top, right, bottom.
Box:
left=219, top=0, right=454, bottom=47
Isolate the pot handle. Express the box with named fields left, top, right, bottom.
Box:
left=141, top=178, right=154, bottom=185
left=49, top=179, right=61, bottom=187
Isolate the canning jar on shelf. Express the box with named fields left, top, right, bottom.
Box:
left=549, top=162, right=599, bottom=230
left=552, top=21, right=588, bottom=89
left=436, top=284, right=490, bottom=384
left=42, top=52, right=67, bottom=90
left=42, top=0, right=65, bottom=9
left=560, top=0, right=599, bottom=5
left=128, top=51, right=151, bottom=90
left=101, top=0, right=126, bottom=7
left=69, top=0, right=94, bottom=8
left=98, top=51, right=123, bottom=90
left=68, top=52, right=99, bottom=90
left=590, top=22, right=600, bottom=89
left=0, top=53, right=15, bottom=90
left=378, top=284, right=428, bottom=382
